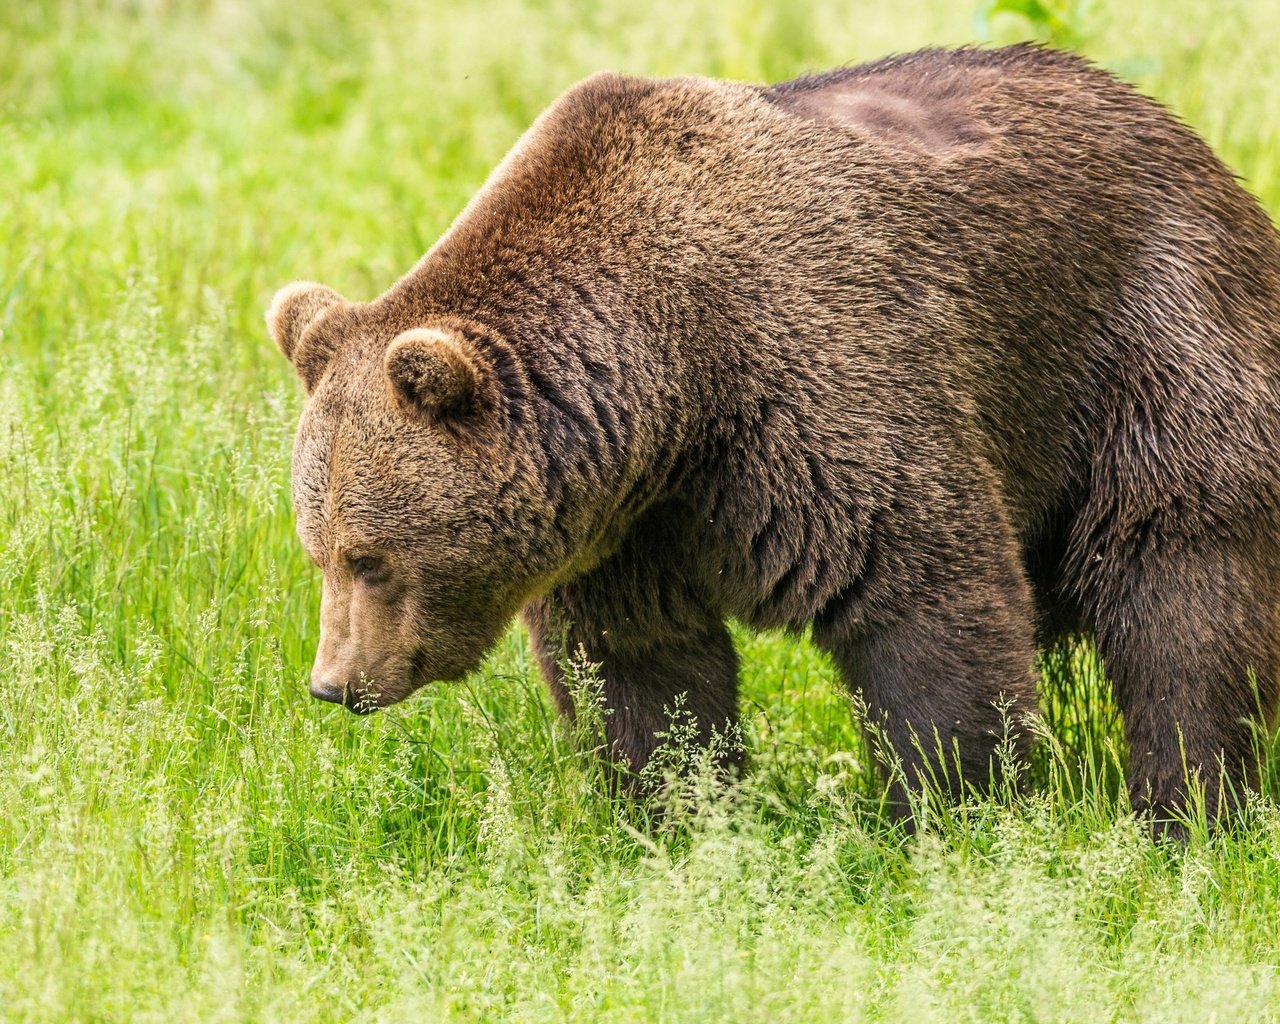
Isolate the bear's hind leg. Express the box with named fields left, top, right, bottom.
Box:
left=1089, top=535, right=1280, bottom=832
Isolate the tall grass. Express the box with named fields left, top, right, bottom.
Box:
left=3, top=1, right=1280, bottom=1020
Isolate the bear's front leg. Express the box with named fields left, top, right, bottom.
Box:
left=523, top=594, right=741, bottom=787
left=819, top=529, right=1041, bottom=825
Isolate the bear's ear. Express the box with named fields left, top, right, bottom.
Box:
left=384, top=326, right=493, bottom=429
left=266, top=281, right=346, bottom=364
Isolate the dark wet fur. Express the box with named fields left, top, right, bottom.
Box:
left=276, top=45, right=1280, bottom=830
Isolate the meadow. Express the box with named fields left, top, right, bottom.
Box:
left=4, top=1, right=1280, bottom=1020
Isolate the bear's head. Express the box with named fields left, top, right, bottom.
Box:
left=267, top=281, right=545, bottom=713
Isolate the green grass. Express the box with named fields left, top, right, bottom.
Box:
left=4, top=1, right=1280, bottom=1020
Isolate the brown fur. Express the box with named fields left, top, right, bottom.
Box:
left=269, top=45, right=1280, bottom=831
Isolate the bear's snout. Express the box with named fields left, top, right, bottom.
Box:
left=308, top=675, right=346, bottom=704
left=309, top=673, right=382, bottom=715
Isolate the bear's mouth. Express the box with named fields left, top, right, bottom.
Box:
left=311, top=651, right=462, bottom=715
left=311, top=650, right=435, bottom=715
left=344, top=683, right=383, bottom=715
left=309, top=677, right=385, bottom=715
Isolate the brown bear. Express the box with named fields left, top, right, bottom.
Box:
left=268, top=44, right=1280, bottom=831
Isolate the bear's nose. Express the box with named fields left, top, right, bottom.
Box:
left=309, top=676, right=347, bottom=705
left=309, top=674, right=380, bottom=715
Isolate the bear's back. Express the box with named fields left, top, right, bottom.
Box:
left=388, top=47, right=1280, bottom=544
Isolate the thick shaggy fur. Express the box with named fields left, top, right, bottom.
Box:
left=270, top=45, right=1280, bottom=828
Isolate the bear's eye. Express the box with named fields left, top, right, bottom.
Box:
left=351, top=555, right=383, bottom=582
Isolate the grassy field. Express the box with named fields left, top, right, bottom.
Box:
left=4, top=1, right=1280, bottom=1020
